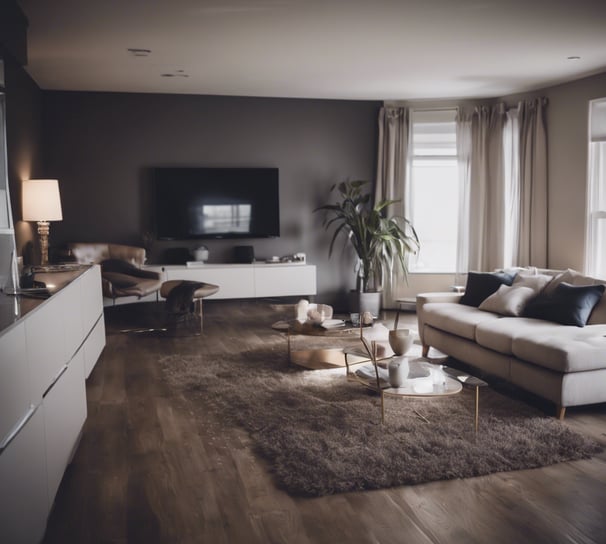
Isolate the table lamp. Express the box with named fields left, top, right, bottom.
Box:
left=22, top=179, right=63, bottom=266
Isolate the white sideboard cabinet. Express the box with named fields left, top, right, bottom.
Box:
left=0, top=264, right=105, bottom=543
left=151, top=263, right=317, bottom=299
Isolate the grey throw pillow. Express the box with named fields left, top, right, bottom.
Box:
left=513, top=273, right=553, bottom=292
left=479, top=284, right=537, bottom=316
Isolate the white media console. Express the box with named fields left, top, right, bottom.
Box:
left=146, top=262, right=317, bottom=300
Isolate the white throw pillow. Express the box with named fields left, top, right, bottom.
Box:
left=513, top=273, right=553, bottom=292
left=479, top=284, right=537, bottom=317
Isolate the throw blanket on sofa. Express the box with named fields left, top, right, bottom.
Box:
left=165, top=281, right=206, bottom=314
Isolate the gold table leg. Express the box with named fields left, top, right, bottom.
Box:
left=380, top=390, right=385, bottom=424
left=474, top=385, right=480, bottom=433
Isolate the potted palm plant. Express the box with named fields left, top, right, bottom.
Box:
left=315, top=180, right=419, bottom=316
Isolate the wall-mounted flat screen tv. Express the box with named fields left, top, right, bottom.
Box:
left=154, top=167, right=280, bottom=240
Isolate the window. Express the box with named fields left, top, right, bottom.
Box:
left=586, top=98, right=606, bottom=279
left=408, top=109, right=458, bottom=273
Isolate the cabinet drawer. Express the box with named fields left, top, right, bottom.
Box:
left=25, top=296, right=66, bottom=401
left=255, top=265, right=317, bottom=297
left=59, top=273, right=84, bottom=360
left=0, top=405, right=48, bottom=544
left=80, top=265, right=104, bottom=333
left=0, top=322, right=32, bottom=441
left=165, top=267, right=254, bottom=299
left=43, top=348, right=87, bottom=507
left=83, top=315, right=106, bottom=379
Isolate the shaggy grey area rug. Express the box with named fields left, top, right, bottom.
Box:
left=160, top=342, right=602, bottom=497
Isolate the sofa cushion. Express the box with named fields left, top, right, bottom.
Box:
left=512, top=324, right=606, bottom=372
left=524, top=283, right=605, bottom=327
left=459, top=271, right=515, bottom=307
left=423, top=302, right=501, bottom=341
left=475, top=317, right=565, bottom=355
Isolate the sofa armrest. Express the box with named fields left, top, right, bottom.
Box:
left=416, top=292, right=463, bottom=306
left=416, top=292, right=463, bottom=346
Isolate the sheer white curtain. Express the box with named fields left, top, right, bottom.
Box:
left=503, top=108, right=520, bottom=268
left=455, top=109, right=472, bottom=283
left=456, top=103, right=508, bottom=276
left=375, top=106, right=409, bottom=306
left=516, top=97, right=548, bottom=267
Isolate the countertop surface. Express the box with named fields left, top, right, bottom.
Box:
left=0, top=265, right=90, bottom=337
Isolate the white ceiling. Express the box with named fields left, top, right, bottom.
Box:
left=18, top=0, right=606, bottom=101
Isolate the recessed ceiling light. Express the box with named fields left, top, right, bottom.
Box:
left=128, top=48, right=151, bottom=57
left=567, top=56, right=581, bottom=60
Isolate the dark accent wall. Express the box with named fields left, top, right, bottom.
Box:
left=42, top=91, right=380, bottom=306
left=1, top=4, right=44, bottom=265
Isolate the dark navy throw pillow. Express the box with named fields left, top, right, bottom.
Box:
left=459, top=271, right=516, bottom=307
left=523, top=282, right=606, bottom=327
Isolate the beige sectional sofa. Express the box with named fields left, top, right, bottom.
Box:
left=417, top=269, right=606, bottom=418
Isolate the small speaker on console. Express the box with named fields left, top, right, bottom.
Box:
left=234, top=245, right=255, bottom=263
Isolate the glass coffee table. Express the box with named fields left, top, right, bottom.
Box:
left=353, top=356, right=462, bottom=423
left=271, top=319, right=391, bottom=370
left=353, top=339, right=487, bottom=429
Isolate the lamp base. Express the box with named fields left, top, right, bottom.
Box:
left=37, top=220, right=50, bottom=266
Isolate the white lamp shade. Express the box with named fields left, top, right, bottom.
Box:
left=22, top=179, right=63, bottom=221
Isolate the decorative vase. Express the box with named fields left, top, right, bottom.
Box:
left=388, top=329, right=414, bottom=356
left=388, top=357, right=409, bottom=387
left=193, top=245, right=209, bottom=262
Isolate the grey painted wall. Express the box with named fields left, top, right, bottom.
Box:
left=41, top=91, right=380, bottom=307
left=543, top=72, right=606, bottom=271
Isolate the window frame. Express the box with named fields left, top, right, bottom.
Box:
left=585, top=98, right=606, bottom=279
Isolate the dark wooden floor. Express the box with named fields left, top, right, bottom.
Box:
left=43, top=300, right=606, bottom=544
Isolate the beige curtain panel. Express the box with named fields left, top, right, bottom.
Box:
left=516, top=97, right=548, bottom=268
left=375, top=106, right=409, bottom=306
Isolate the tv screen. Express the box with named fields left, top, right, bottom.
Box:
left=153, top=167, right=280, bottom=240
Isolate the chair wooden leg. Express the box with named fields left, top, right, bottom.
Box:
left=556, top=406, right=566, bottom=420
left=194, top=298, right=204, bottom=332
left=422, top=344, right=429, bottom=357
